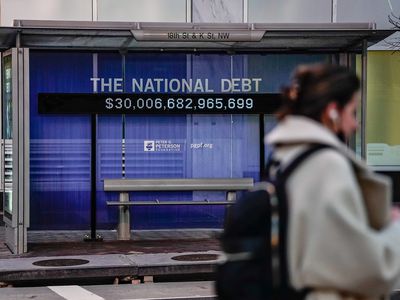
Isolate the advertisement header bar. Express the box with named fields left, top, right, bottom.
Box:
left=38, top=93, right=280, bottom=115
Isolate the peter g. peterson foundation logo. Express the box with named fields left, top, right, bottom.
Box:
left=144, top=140, right=155, bottom=152
left=144, top=140, right=181, bottom=152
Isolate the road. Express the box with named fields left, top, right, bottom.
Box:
left=0, top=281, right=215, bottom=300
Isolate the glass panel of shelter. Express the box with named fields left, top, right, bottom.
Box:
left=2, top=52, right=12, bottom=221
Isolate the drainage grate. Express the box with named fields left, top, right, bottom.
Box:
left=171, top=254, right=219, bottom=261
left=32, top=259, right=89, bottom=267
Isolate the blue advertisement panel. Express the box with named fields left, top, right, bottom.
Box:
left=30, top=52, right=92, bottom=230
left=95, top=53, right=123, bottom=230
left=30, top=51, right=327, bottom=230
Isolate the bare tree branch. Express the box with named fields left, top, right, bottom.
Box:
left=386, top=12, right=400, bottom=51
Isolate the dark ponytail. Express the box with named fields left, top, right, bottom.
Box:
left=278, top=64, right=360, bottom=121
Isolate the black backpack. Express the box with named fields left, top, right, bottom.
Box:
left=216, top=144, right=331, bottom=300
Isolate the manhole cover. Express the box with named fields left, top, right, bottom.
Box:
left=171, top=254, right=219, bottom=261
left=32, top=259, right=89, bottom=267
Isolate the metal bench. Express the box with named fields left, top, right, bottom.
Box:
left=104, top=178, right=254, bottom=240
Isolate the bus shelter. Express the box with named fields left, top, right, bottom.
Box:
left=0, top=21, right=393, bottom=254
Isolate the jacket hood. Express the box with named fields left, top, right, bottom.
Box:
left=265, top=115, right=368, bottom=172
left=266, top=115, right=341, bottom=147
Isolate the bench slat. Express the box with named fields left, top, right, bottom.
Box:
left=107, top=200, right=234, bottom=206
left=104, top=178, right=253, bottom=191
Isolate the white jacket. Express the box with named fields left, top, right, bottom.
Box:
left=266, top=116, right=400, bottom=300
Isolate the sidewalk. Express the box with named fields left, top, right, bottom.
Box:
left=0, top=226, right=223, bottom=284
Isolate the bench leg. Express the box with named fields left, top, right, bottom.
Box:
left=226, top=191, right=237, bottom=202
left=118, top=192, right=131, bottom=240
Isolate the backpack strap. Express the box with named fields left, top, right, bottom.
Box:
left=278, top=143, right=332, bottom=179
left=271, top=143, right=333, bottom=297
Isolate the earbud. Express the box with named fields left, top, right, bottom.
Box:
left=328, top=109, right=339, bottom=121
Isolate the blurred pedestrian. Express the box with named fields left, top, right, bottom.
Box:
left=265, top=64, right=400, bottom=300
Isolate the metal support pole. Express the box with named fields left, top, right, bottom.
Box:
left=84, top=114, right=102, bottom=241
left=90, top=114, right=97, bottom=239
left=260, top=114, right=265, bottom=179
left=17, top=32, right=28, bottom=253
left=361, top=39, right=368, bottom=159
left=118, top=192, right=130, bottom=240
